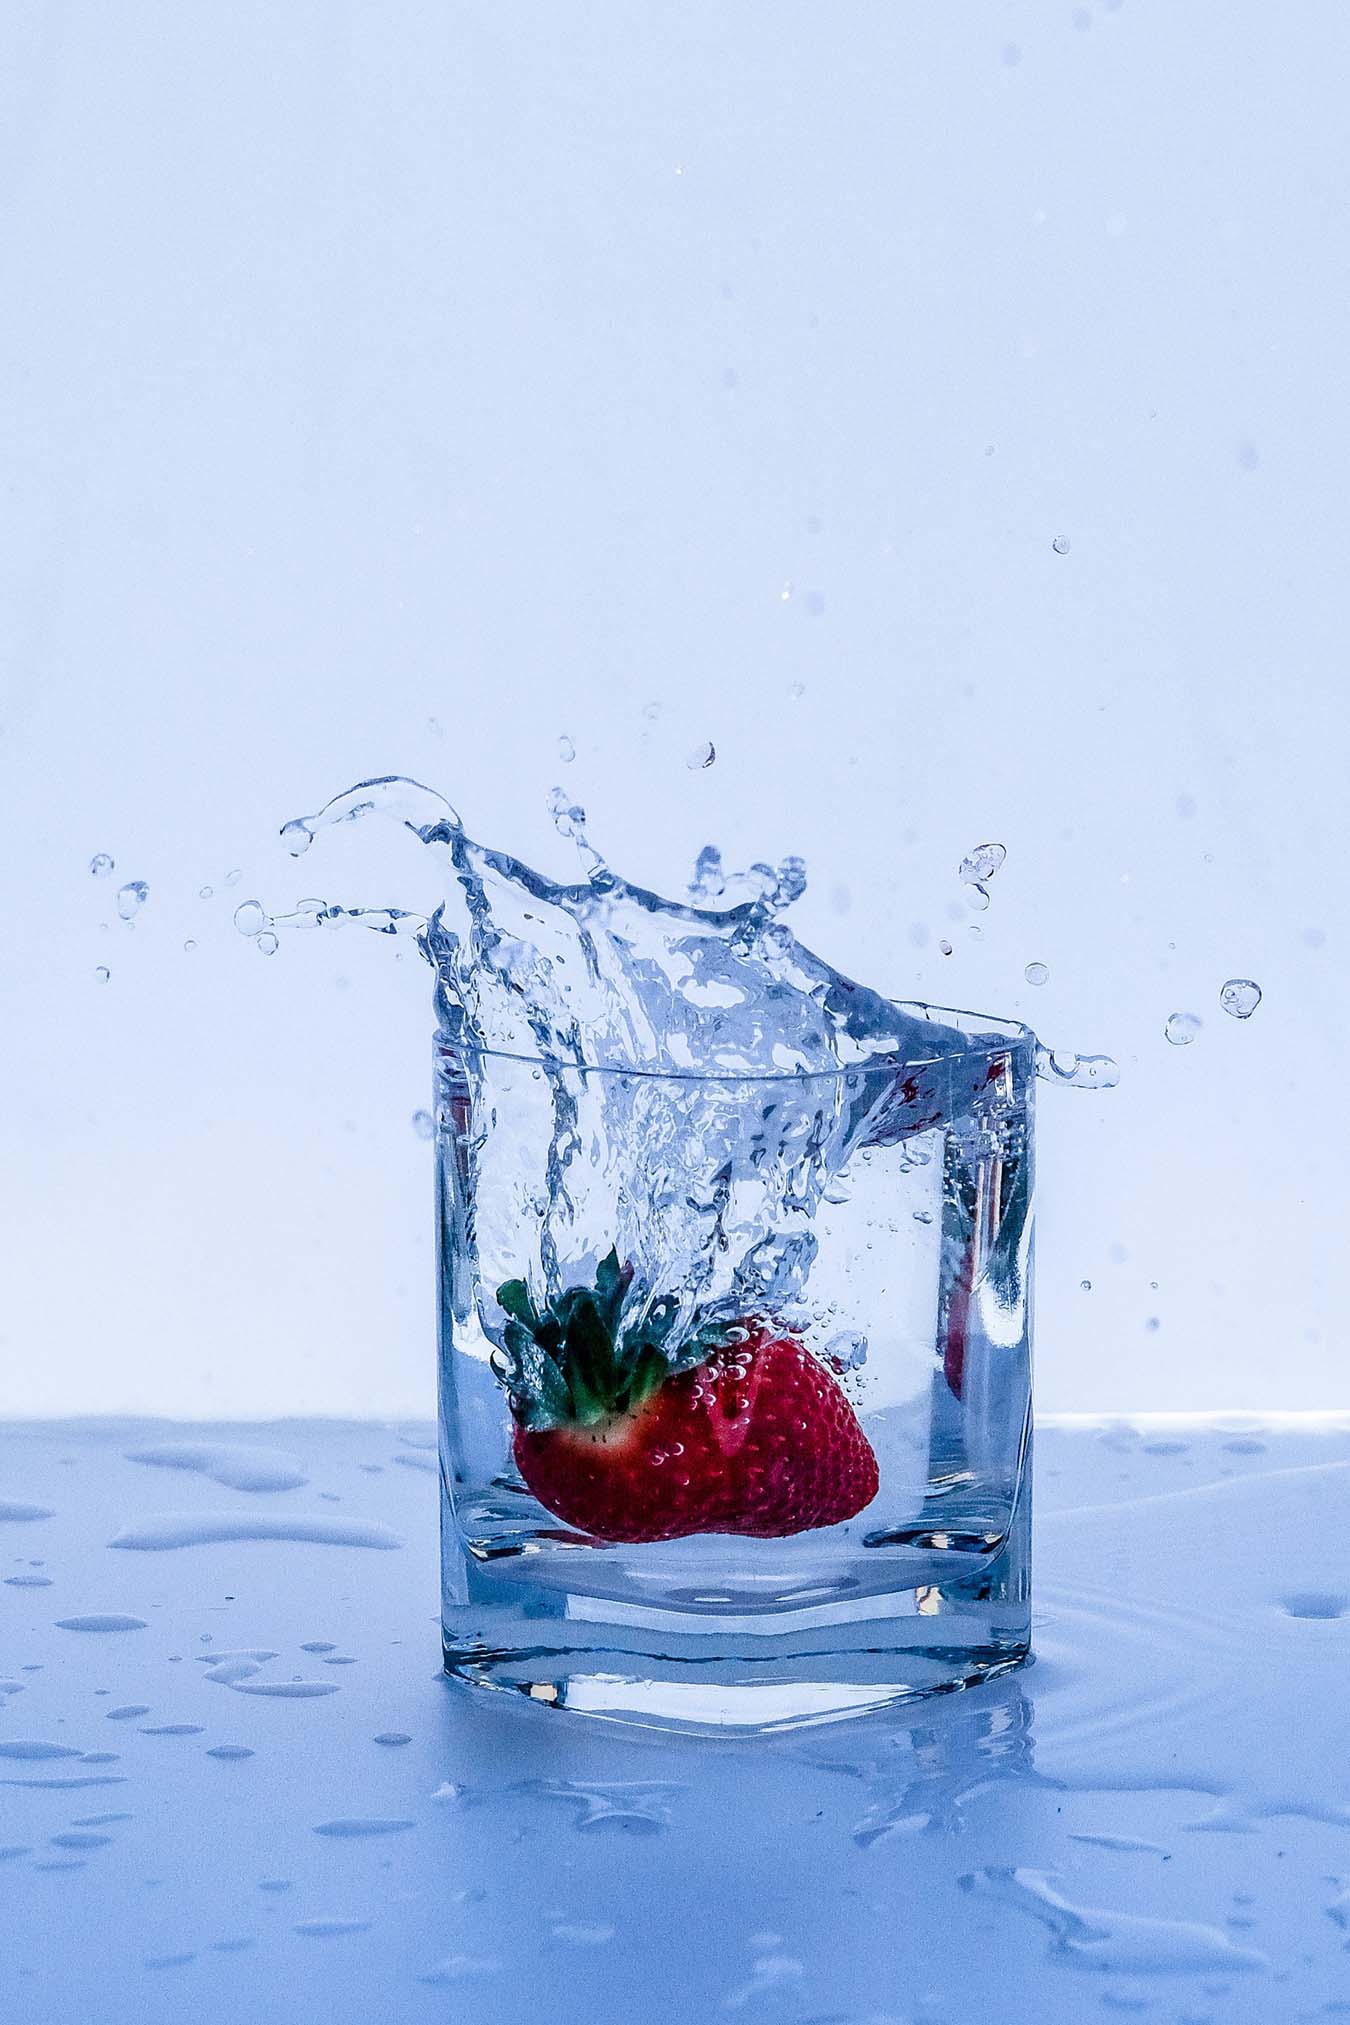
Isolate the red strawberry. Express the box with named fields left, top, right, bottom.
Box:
left=493, top=1263, right=878, bottom=1544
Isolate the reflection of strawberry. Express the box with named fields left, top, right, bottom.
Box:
left=494, top=1257, right=878, bottom=1544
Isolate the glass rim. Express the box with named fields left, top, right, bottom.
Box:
left=435, top=1001, right=1034, bottom=1086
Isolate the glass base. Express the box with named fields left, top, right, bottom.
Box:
left=441, top=1576, right=1031, bottom=1735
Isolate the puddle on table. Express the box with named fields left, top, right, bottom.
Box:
left=109, top=1514, right=402, bottom=1551
left=125, top=1442, right=309, bottom=1493
left=960, top=1866, right=1267, bottom=1974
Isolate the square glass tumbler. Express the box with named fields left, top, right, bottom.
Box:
left=436, top=1009, right=1034, bottom=1733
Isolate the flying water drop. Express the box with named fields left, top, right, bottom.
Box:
left=1165, top=1012, right=1201, bottom=1046
left=116, top=881, right=148, bottom=921
left=959, top=843, right=1006, bottom=887
left=686, top=741, right=716, bottom=770
left=1035, top=1046, right=1121, bottom=1090
left=1220, top=978, right=1261, bottom=1020
left=1024, top=962, right=1049, bottom=987
left=412, top=1110, right=435, bottom=1140
left=89, top=854, right=115, bottom=878
left=557, top=735, right=576, bottom=763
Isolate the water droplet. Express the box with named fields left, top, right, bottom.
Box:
left=1051, top=535, right=1071, bottom=554
left=89, top=853, right=115, bottom=878
left=126, top=1442, right=307, bottom=1493
left=938, top=940, right=953, bottom=956
left=913, top=1210, right=934, bottom=1225
left=109, top=1513, right=401, bottom=1552
left=686, top=741, right=716, bottom=770
left=643, top=701, right=661, bottom=721
left=233, top=901, right=267, bottom=938
left=373, top=1733, right=411, bottom=1747
left=689, top=845, right=725, bottom=901
left=198, top=885, right=213, bottom=899
left=557, top=734, right=576, bottom=763
left=54, top=1616, right=148, bottom=1634
left=411, top=1110, right=435, bottom=1141
left=1220, top=978, right=1261, bottom=1020
left=225, top=868, right=242, bottom=886
left=1024, top=961, right=1050, bottom=986
left=206, top=1745, right=255, bottom=1760
left=293, top=1919, right=372, bottom=1939
left=94, top=966, right=111, bottom=984
left=256, top=931, right=279, bottom=957
left=116, top=881, right=148, bottom=921
left=959, top=843, right=1006, bottom=886
left=280, top=820, right=313, bottom=857
left=1280, top=1591, right=1348, bottom=1620
left=779, top=582, right=793, bottom=602
left=1080, top=1279, right=1092, bottom=1291
left=1165, top=1012, right=1202, bottom=1046
left=182, top=939, right=196, bottom=953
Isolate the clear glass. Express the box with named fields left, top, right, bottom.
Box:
left=436, top=1008, right=1034, bottom=1734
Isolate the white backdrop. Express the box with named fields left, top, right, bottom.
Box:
left=3, top=2, right=1346, bottom=1417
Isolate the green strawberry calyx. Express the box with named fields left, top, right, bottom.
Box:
left=492, top=1250, right=727, bottom=1433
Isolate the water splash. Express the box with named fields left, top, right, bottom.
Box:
left=1220, top=978, right=1261, bottom=1020
left=1035, top=1046, right=1121, bottom=1090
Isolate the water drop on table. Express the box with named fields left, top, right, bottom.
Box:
left=686, top=741, right=716, bottom=770
left=116, top=881, right=148, bottom=921
left=1220, top=978, right=1261, bottom=1019
left=1024, top=961, right=1049, bottom=986
left=1081, top=1279, right=1092, bottom=1291
left=89, top=853, right=115, bottom=878
left=1165, top=1012, right=1202, bottom=1046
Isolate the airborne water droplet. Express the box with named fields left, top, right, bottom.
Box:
left=116, top=881, right=148, bottom=921
left=1024, top=961, right=1049, bottom=986
left=1220, top=978, right=1261, bottom=1020
left=686, top=741, right=716, bottom=770
left=1035, top=1046, right=1121, bottom=1090
left=233, top=901, right=267, bottom=938
left=94, top=966, right=111, bottom=984
left=1052, top=535, right=1071, bottom=554
left=557, top=735, right=576, bottom=764
left=89, top=853, right=115, bottom=878
left=959, top=844, right=1006, bottom=886
left=256, top=932, right=279, bottom=957
left=1165, top=1011, right=1201, bottom=1046
left=280, top=820, right=312, bottom=857
left=411, top=1110, right=435, bottom=1141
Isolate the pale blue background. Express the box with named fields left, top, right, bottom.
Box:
left=3, top=1, right=1346, bottom=1416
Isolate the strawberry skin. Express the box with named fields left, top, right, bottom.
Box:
left=513, top=1330, right=879, bottom=1543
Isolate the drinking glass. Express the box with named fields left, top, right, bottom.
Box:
left=436, top=1008, right=1034, bottom=1733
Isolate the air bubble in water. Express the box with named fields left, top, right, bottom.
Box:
left=686, top=741, right=716, bottom=770
left=959, top=844, right=1006, bottom=886
left=280, top=820, right=312, bottom=858
left=256, top=932, right=279, bottom=957
left=557, top=735, right=576, bottom=763
left=1035, top=1046, right=1121, bottom=1090
left=1165, top=1012, right=1201, bottom=1046
left=411, top=1110, right=435, bottom=1141
left=1052, top=535, right=1071, bottom=554
left=234, top=901, right=268, bottom=938
left=116, top=881, right=148, bottom=920
left=89, top=854, right=115, bottom=878
left=1220, top=979, right=1261, bottom=1020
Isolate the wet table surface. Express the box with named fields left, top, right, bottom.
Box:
left=2, top=1415, right=1349, bottom=2025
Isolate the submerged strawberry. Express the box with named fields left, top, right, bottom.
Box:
left=493, top=1256, right=878, bottom=1543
